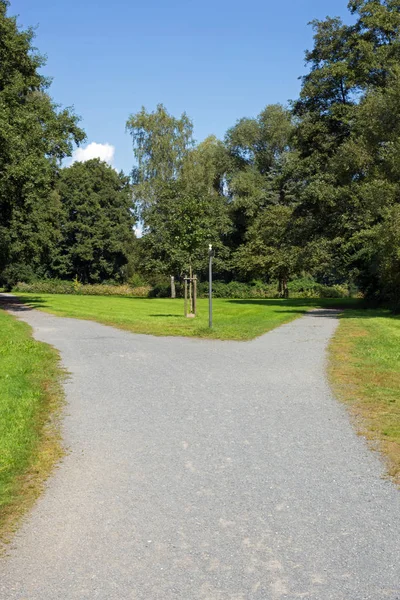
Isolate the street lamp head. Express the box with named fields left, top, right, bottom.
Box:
left=209, top=244, right=212, bottom=251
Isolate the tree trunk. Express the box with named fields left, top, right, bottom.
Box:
left=283, top=278, right=289, bottom=299
left=170, top=275, right=176, bottom=299
left=278, top=278, right=283, bottom=298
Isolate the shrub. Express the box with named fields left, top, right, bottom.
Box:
left=198, top=281, right=277, bottom=299
left=148, top=282, right=172, bottom=298
left=318, top=284, right=349, bottom=298
left=13, top=280, right=151, bottom=297
left=13, top=280, right=75, bottom=294
left=128, top=273, right=149, bottom=288
left=12, top=277, right=351, bottom=300
left=0, top=264, right=37, bottom=290
left=288, top=277, right=350, bottom=299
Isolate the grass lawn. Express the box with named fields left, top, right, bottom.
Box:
left=331, top=309, right=400, bottom=483
left=0, top=307, right=63, bottom=548
left=14, top=293, right=360, bottom=340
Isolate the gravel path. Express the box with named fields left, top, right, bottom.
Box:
left=0, top=301, right=399, bottom=599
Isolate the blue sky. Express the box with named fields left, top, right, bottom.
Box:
left=10, top=0, right=352, bottom=174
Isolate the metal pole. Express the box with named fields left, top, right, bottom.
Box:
left=189, top=265, right=193, bottom=314
left=184, top=277, right=188, bottom=317
left=193, top=276, right=197, bottom=316
left=209, top=245, right=213, bottom=328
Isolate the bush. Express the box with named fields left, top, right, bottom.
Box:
left=12, top=277, right=351, bottom=300
left=76, top=284, right=151, bottom=297
left=148, top=282, right=172, bottom=298
left=128, top=273, right=149, bottom=288
left=318, top=284, right=349, bottom=298
left=287, top=277, right=350, bottom=299
left=13, top=280, right=75, bottom=294
left=13, top=280, right=151, bottom=297
left=287, top=277, right=319, bottom=297
left=0, top=264, right=37, bottom=290
left=198, top=280, right=277, bottom=299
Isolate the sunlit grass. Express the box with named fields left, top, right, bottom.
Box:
left=330, top=310, right=400, bottom=483
left=0, top=308, right=63, bottom=548
left=15, top=293, right=360, bottom=341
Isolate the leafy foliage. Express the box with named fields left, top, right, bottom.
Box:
left=0, top=1, right=85, bottom=286
left=52, top=159, right=135, bottom=283
left=14, top=280, right=151, bottom=297
left=290, top=0, right=400, bottom=309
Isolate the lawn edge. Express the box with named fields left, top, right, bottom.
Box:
left=328, top=313, right=400, bottom=487
left=0, top=308, right=66, bottom=555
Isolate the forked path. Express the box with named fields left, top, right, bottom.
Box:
left=1, top=302, right=399, bottom=600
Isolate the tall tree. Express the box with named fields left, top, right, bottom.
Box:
left=291, top=0, right=400, bottom=302
left=53, top=160, right=135, bottom=283
left=225, top=104, right=298, bottom=290
left=139, top=137, right=231, bottom=277
left=126, top=104, right=193, bottom=212
left=127, top=107, right=231, bottom=278
left=0, top=0, right=85, bottom=285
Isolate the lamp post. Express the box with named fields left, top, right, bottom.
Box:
left=208, top=244, right=214, bottom=328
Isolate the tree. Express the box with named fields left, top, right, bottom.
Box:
left=225, top=105, right=298, bottom=290
left=290, top=0, right=400, bottom=304
left=53, top=160, right=136, bottom=283
left=0, top=1, right=85, bottom=285
left=233, top=205, right=300, bottom=296
left=126, top=104, right=194, bottom=212
left=139, top=137, right=231, bottom=278
left=127, top=106, right=231, bottom=279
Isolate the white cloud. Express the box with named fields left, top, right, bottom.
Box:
left=72, top=142, right=115, bottom=166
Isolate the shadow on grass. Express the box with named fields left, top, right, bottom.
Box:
left=0, top=294, right=47, bottom=312
left=227, top=297, right=400, bottom=322
left=150, top=314, right=183, bottom=318
left=228, top=297, right=363, bottom=308
left=228, top=298, right=399, bottom=323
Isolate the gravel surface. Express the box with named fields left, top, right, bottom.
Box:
left=0, top=299, right=399, bottom=599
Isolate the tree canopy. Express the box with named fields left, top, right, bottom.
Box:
left=0, top=1, right=86, bottom=283
left=52, top=160, right=135, bottom=283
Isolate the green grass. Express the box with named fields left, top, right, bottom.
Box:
left=331, top=309, right=400, bottom=483
left=14, top=293, right=360, bottom=340
left=0, top=307, right=63, bottom=547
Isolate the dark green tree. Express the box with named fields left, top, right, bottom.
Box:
left=225, top=104, right=298, bottom=291
left=53, top=159, right=136, bottom=283
left=291, top=0, right=400, bottom=303
left=0, top=1, right=85, bottom=285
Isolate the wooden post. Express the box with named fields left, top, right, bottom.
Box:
left=184, top=276, right=188, bottom=317
left=170, top=275, right=176, bottom=299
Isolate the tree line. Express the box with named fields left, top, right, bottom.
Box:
left=1, top=0, right=399, bottom=309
